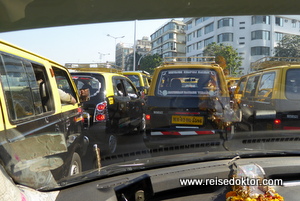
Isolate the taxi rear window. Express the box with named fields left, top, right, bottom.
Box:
left=155, top=68, right=220, bottom=97
left=72, top=75, right=102, bottom=97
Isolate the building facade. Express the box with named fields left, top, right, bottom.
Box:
left=115, top=43, right=133, bottom=70
left=150, top=19, right=186, bottom=59
left=184, top=15, right=300, bottom=75
left=136, top=36, right=151, bottom=55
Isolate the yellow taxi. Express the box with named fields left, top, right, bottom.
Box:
left=144, top=57, right=237, bottom=148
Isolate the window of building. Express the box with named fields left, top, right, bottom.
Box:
left=217, top=33, right=233, bottom=42
left=162, top=33, right=174, bottom=41
left=251, top=30, right=270, bottom=40
left=204, top=23, right=214, bottom=34
left=292, top=19, right=297, bottom=28
left=197, top=29, right=202, bottom=37
left=197, top=41, right=202, bottom=50
left=187, top=45, right=192, bottom=53
left=240, top=37, right=245, bottom=39
left=204, top=37, right=214, bottom=47
left=186, top=23, right=192, bottom=30
left=217, top=18, right=234, bottom=28
left=251, top=16, right=270, bottom=24
left=195, top=18, right=203, bottom=25
left=163, top=22, right=176, bottom=32
left=251, top=46, right=270, bottom=56
left=275, top=17, right=283, bottom=26
left=239, top=27, right=245, bottom=29
left=187, top=33, right=192, bottom=42
left=275, top=32, right=285, bottom=41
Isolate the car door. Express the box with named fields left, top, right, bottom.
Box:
left=0, top=54, right=68, bottom=187
left=112, top=76, right=132, bottom=133
left=122, top=77, right=144, bottom=128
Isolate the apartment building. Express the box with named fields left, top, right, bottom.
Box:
left=150, top=19, right=186, bottom=58
left=115, top=42, right=133, bottom=69
left=184, top=16, right=300, bottom=75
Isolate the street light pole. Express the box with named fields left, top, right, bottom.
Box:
left=98, top=52, right=110, bottom=63
left=107, top=34, right=125, bottom=66
left=107, top=34, right=125, bottom=48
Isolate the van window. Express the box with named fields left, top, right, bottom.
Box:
left=114, top=79, right=126, bottom=96
left=123, top=79, right=138, bottom=98
left=53, top=67, right=77, bottom=104
left=244, top=75, right=260, bottom=97
left=285, top=69, right=300, bottom=99
left=0, top=54, right=44, bottom=120
left=257, top=72, right=275, bottom=98
left=236, top=77, right=247, bottom=94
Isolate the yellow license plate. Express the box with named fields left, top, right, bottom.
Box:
left=172, top=115, right=203, bottom=125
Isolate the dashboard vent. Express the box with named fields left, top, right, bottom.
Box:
left=242, top=137, right=300, bottom=144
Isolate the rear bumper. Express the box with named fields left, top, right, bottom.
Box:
left=143, top=128, right=224, bottom=149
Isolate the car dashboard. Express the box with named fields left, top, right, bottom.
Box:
left=55, top=156, right=300, bottom=201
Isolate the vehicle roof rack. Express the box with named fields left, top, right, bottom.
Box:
left=163, top=56, right=216, bottom=66
left=251, top=57, right=300, bottom=71
left=65, top=62, right=122, bottom=73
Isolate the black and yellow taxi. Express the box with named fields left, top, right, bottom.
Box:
left=144, top=57, right=237, bottom=148
left=121, top=70, right=152, bottom=98
left=0, top=39, right=89, bottom=189
left=234, top=57, right=300, bottom=131
left=71, top=70, right=145, bottom=154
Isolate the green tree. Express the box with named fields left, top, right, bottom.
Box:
left=203, top=42, right=242, bottom=76
left=139, top=54, right=163, bottom=74
left=274, top=35, right=300, bottom=57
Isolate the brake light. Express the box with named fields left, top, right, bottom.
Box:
left=97, top=102, right=107, bottom=111
left=145, top=114, right=151, bottom=121
left=95, top=114, right=106, bottom=121
left=274, top=119, right=281, bottom=125
left=94, top=101, right=107, bottom=122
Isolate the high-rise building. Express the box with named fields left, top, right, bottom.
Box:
left=150, top=19, right=186, bottom=59
left=184, top=16, right=300, bottom=75
left=116, top=43, right=133, bottom=70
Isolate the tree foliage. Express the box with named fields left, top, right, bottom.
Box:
left=274, top=35, right=300, bottom=57
left=203, top=42, right=242, bottom=76
left=139, top=54, right=163, bottom=74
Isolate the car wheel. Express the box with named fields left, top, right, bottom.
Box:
left=107, top=134, right=117, bottom=154
left=69, top=152, right=82, bottom=176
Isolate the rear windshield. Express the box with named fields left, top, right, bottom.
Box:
left=156, top=68, right=220, bottom=97
left=71, top=74, right=102, bottom=97
left=285, top=69, right=300, bottom=99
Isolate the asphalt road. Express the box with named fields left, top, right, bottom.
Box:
left=81, top=132, right=150, bottom=171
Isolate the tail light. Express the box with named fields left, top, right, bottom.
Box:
left=94, top=101, right=107, bottom=122
left=145, top=114, right=151, bottom=121
left=274, top=119, right=281, bottom=125
left=273, top=119, right=281, bottom=130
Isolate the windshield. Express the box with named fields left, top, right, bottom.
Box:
left=1, top=7, right=300, bottom=201
left=156, top=68, right=220, bottom=97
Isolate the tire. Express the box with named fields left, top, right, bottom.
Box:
left=107, top=134, right=117, bottom=154
left=69, top=152, right=82, bottom=176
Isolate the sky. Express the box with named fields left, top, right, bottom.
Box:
left=0, top=18, right=176, bottom=65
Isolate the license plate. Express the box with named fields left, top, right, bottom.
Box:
left=172, top=115, right=203, bottom=125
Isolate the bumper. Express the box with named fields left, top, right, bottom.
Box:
left=143, top=128, right=224, bottom=149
